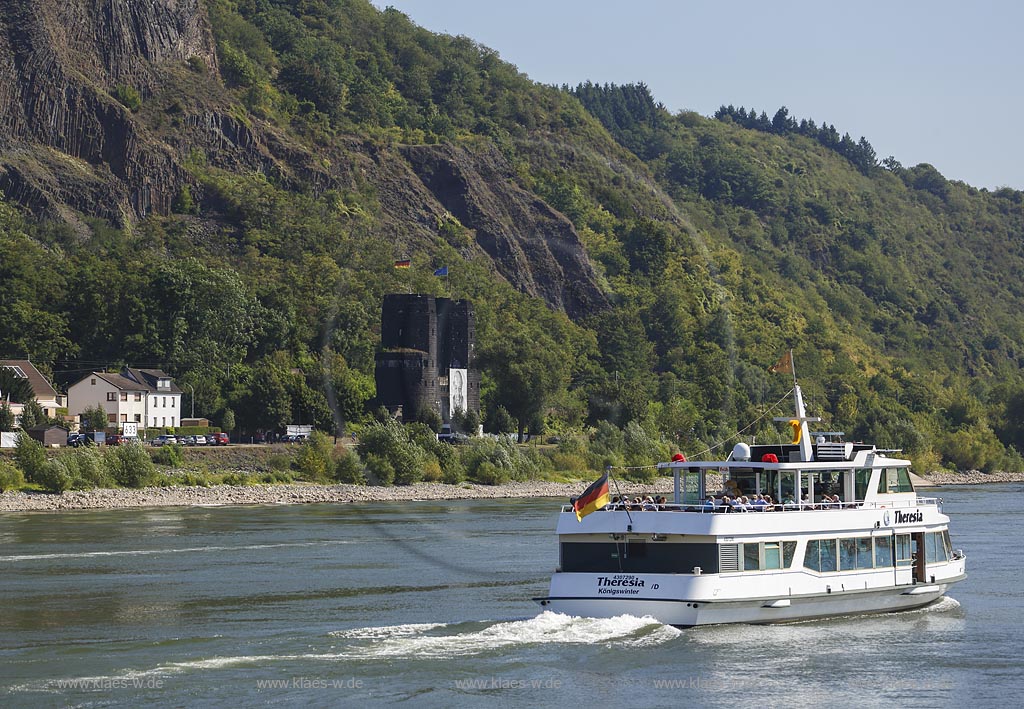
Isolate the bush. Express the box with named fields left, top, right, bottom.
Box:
left=152, top=443, right=184, bottom=467
left=0, top=459, right=25, bottom=491
left=60, top=447, right=114, bottom=489
left=421, top=458, right=443, bottom=482
left=472, top=461, right=509, bottom=485
left=105, top=442, right=159, bottom=488
left=179, top=471, right=212, bottom=487
left=334, top=448, right=366, bottom=485
left=260, top=470, right=294, bottom=484
left=222, top=472, right=254, bottom=486
left=357, top=420, right=427, bottom=486
left=35, top=459, right=74, bottom=492
left=113, top=84, right=142, bottom=112
left=363, top=453, right=394, bottom=486
left=266, top=453, right=294, bottom=471
left=295, top=431, right=335, bottom=482
left=15, top=433, right=47, bottom=482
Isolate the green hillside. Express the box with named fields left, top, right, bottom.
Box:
left=2, top=0, right=1023, bottom=473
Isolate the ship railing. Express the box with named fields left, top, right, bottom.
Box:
left=559, top=497, right=941, bottom=514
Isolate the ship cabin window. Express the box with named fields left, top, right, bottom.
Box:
left=807, top=536, right=898, bottom=573
left=878, top=467, right=914, bottom=494
left=855, top=469, right=872, bottom=501
left=874, top=536, right=893, bottom=567
left=740, top=541, right=797, bottom=571
left=839, top=538, right=875, bottom=570
left=925, top=531, right=951, bottom=563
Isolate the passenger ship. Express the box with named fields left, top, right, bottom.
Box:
left=535, top=383, right=966, bottom=626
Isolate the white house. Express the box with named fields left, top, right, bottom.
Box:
left=67, top=368, right=183, bottom=432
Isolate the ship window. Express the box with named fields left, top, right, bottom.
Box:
left=782, top=541, right=796, bottom=568
left=857, top=537, right=874, bottom=569
left=839, top=538, right=857, bottom=570
left=895, top=534, right=913, bottom=567
left=743, top=543, right=760, bottom=571
left=941, top=530, right=953, bottom=559
left=875, top=536, right=893, bottom=567
left=878, top=467, right=914, bottom=493
left=855, top=469, right=872, bottom=501
left=805, top=539, right=838, bottom=572
left=764, top=542, right=782, bottom=570
left=819, top=539, right=837, bottom=572
left=925, top=532, right=946, bottom=563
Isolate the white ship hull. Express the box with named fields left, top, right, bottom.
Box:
left=538, top=580, right=953, bottom=627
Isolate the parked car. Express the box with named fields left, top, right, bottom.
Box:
left=194, top=435, right=207, bottom=446
left=151, top=435, right=178, bottom=446
left=209, top=432, right=229, bottom=446
left=66, top=433, right=88, bottom=447
left=107, top=434, right=125, bottom=446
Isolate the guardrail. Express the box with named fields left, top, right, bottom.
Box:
left=560, top=497, right=941, bottom=514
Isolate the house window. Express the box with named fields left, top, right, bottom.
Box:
left=135, top=414, right=141, bottom=423
left=121, top=414, right=128, bottom=423
left=163, top=397, right=167, bottom=408
left=162, top=417, right=166, bottom=426
left=171, top=416, right=175, bottom=427
left=107, top=413, right=116, bottom=423
left=171, top=398, right=175, bottom=408
left=91, top=378, right=96, bottom=385
left=134, top=393, right=142, bottom=401
left=153, top=417, right=157, bottom=427
left=120, top=392, right=128, bottom=401
left=106, top=392, right=116, bottom=401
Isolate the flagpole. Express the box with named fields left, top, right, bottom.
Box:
left=608, top=467, right=633, bottom=525
left=790, top=348, right=797, bottom=388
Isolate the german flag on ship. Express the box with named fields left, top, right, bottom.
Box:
left=572, top=472, right=610, bottom=522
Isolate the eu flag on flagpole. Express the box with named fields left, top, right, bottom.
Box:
left=433, top=266, right=448, bottom=277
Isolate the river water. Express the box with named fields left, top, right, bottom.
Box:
left=0, top=485, right=1021, bottom=707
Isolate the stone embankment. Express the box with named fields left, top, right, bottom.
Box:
left=0, top=478, right=677, bottom=513
left=917, top=470, right=1024, bottom=486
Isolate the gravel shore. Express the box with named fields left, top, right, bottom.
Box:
left=2, top=470, right=1021, bottom=513
left=0, top=478, right=677, bottom=513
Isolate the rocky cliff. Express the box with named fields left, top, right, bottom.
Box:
left=0, top=0, right=605, bottom=317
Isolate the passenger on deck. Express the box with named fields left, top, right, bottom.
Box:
left=753, top=494, right=768, bottom=511
left=719, top=495, right=732, bottom=512
left=642, top=496, right=658, bottom=511
left=703, top=495, right=717, bottom=511
left=763, top=494, right=776, bottom=511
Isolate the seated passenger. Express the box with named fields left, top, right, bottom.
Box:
left=703, top=495, right=717, bottom=511
left=719, top=495, right=732, bottom=512
left=642, top=496, right=658, bottom=511
left=752, top=494, right=768, bottom=511
left=781, top=493, right=796, bottom=509
left=763, top=494, right=776, bottom=511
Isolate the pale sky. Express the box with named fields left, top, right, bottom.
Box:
left=370, top=0, right=1024, bottom=190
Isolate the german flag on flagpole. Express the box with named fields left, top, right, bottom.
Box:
left=572, top=471, right=610, bottom=522
left=394, top=259, right=411, bottom=269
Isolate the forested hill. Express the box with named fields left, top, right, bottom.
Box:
left=2, top=0, right=1023, bottom=473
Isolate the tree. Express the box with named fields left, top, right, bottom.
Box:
left=221, top=408, right=236, bottom=437
left=479, top=326, right=571, bottom=442
left=0, top=401, right=15, bottom=431
left=81, top=404, right=108, bottom=431
left=18, top=400, right=46, bottom=429
left=0, top=368, right=34, bottom=403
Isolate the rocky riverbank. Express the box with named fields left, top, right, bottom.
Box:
left=0, top=478, right=677, bottom=513
left=916, top=470, right=1024, bottom=486
left=2, top=470, right=1022, bottom=513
